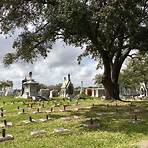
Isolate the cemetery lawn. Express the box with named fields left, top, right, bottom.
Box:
left=0, top=97, right=148, bottom=148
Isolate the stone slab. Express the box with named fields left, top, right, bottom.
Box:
left=83, top=123, right=100, bottom=129
left=0, top=135, right=14, bottom=142
left=0, top=122, right=12, bottom=128
left=54, top=128, right=70, bottom=134
left=38, top=118, right=51, bottom=122
left=23, top=119, right=36, bottom=124
left=30, top=130, right=46, bottom=137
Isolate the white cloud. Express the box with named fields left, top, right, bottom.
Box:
left=0, top=34, right=102, bottom=89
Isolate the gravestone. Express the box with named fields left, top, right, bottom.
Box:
left=1, top=112, right=3, bottom=118
left=1, top=108, right=3, bottom=112
left=30, top=130, right=46, bottom=137
left=0, top=129, right=14, bottom=142
left=51, top=107, right=53, bottom=112
left=39, top=115, right=51, bottom=122
left=23, top=116, right=36, bottom=124
left=54, top=128, right=71, bottom=134
left=129, top=113, right=143, bottom=124
left=0, top=120, right=12, bottom=128
left=33, top=108, right=42, bottom=114
left=60, top=117, right=71, bottom=121
left=18, top=108, right=26, bottom=115
left=83, top=118, right=100, bottom=129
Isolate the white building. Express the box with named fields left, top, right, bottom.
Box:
left=85, top=84, right=105, bottom=97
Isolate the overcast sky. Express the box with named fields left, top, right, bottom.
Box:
left=0, top=33, right=103, bottom=89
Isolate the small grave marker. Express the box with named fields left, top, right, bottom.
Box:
left=1, top=108, right=3, bottom=112
left=116, top=102, right=118, bottom=107
left=2, top=129, right=5, bottom=137
left=51, top=107, right=53, bottom=112
left=63, top=105, right=66, bottom=111
left=134, top=114, right=138, bottom=121
left=30, top=130, right=46, bottom=137
left=54, top=128, right=70, bottom=134
left=0, top=129, right=14, bottom=142
left=46, top=115, right=48, bottom=120
left=1, top=112, right=3, bottom=118
left=29, top=116, right=32, bottom=122
left=90, top=118, right=93, bottom=125
left=4, top=120, right=7, bottom=126
left=84, top=118, right=100, bottom=129
left=0, top=120, right=12, bottom=128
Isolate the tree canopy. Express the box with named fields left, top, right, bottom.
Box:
left=119, top=54, right=148, bottom=96
left=0, top=0, right=148, bottom=99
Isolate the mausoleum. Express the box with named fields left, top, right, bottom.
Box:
left=60, top=74, right=74, bottom=98
left=21, top=72, right=39, bottom=98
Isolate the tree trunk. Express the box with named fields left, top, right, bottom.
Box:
left=99, top=46, right=130, bottom=100
left=101, top=52, right=121, bottom=100
left=102, top=75, right=120, bottom=100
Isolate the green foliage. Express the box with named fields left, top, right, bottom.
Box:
left=0, top=0, right=147, bottom=65
left=94, top=74, right=103, bottom=85
left=78, top=93, right=91, bottom=100
left=0, top=80, right=13, bottom=88
left=119, top=54, right=148, bottom=89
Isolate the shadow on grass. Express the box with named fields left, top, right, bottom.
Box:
left=70, top=102, right=148, bottom=135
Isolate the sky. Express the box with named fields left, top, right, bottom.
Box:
left=0, top=33, right=102, bottom=89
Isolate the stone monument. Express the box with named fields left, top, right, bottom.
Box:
left=21, top=72, right=39, bottom=98
left=60, top=74, right=74, bottom=98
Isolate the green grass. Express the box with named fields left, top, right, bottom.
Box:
left=0, top=96, right=148, bottom=148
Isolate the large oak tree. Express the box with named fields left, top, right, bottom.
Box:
left=0, top=0, right=148, bottom=99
